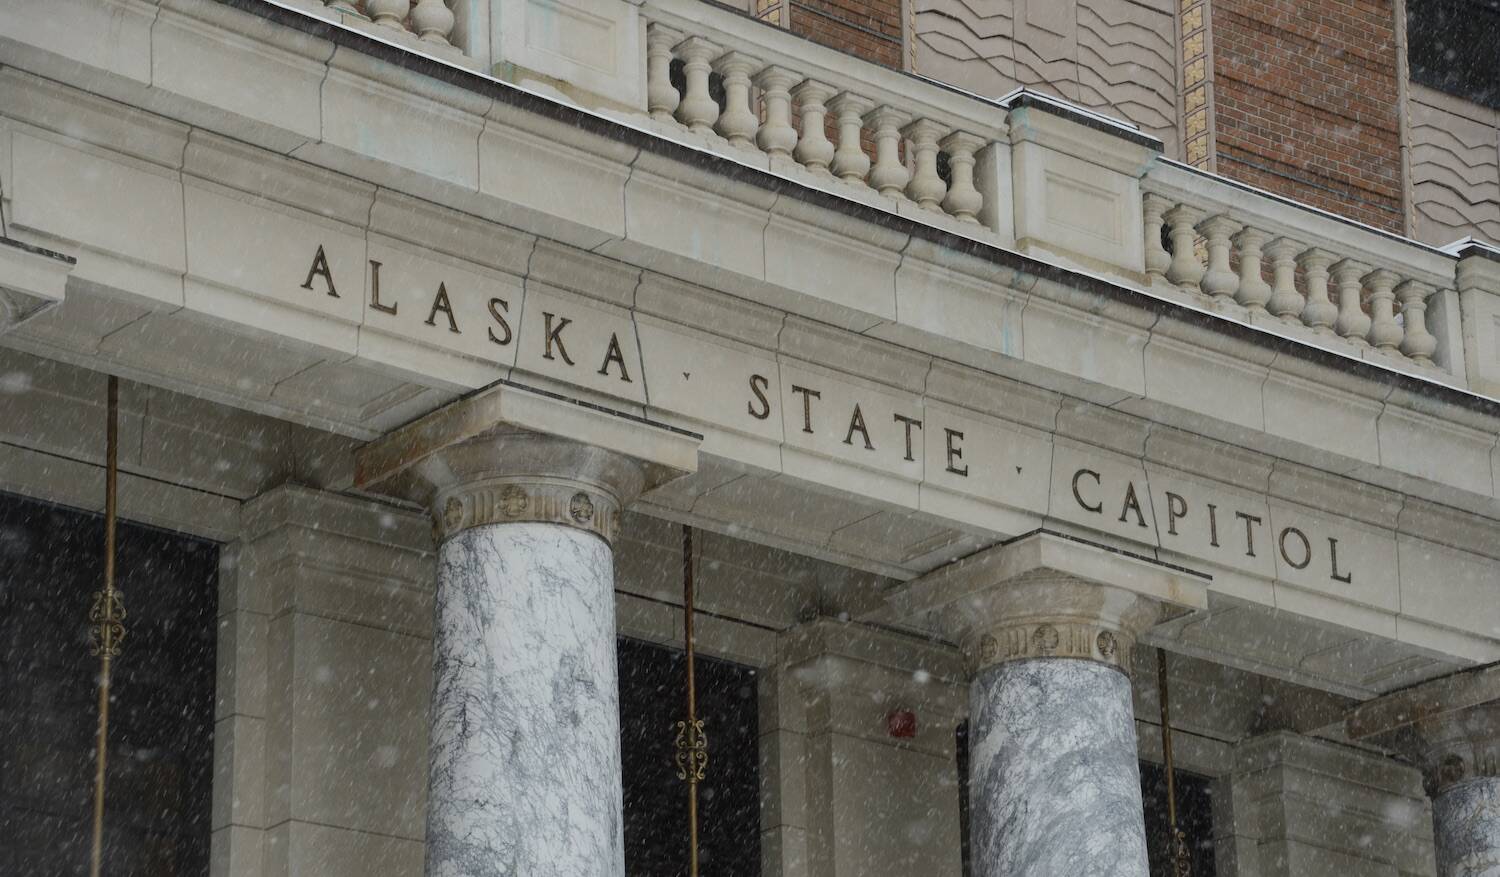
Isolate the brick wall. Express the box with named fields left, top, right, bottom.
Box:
left=1212, top=0, right=1405, bottom=232
left=790, top=0, right=904, bottom=70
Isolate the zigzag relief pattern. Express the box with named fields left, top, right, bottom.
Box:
left=1014, top=42, right=1079, bottom=101
left=1408, top=86, right=1500, bottom=244
left=915, top=0, right=1176, bottom=144
left=915, top=0, right=1017, bottom=95
left=917, top=0, right=1013, bottom=41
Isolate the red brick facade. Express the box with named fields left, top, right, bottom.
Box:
left=1211, top=0, right=1405, bottom=231
left=790, top=0, right=903, bottom=70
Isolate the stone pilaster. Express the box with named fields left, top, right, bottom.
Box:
left=1213, top=732, right=1435, bottom=877
left=890, top=532, right=1206, bottom=877
left=355, top=382, right=698, bottom=877
left=221, top=485, right=435, bottom=877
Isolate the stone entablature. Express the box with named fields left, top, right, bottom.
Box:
left=4, top=0, right=1500, bottom=690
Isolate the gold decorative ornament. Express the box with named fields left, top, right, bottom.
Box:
left=88, top=588, right=126, bottom=658
left=674, top=718, right=709, bottom=783
left=1157, top=648, right=1193, bottom=877
left=89, top=376, right=124, bottom=877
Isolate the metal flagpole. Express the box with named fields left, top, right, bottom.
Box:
left=1157, top=648, right=1192, bottom=877
left=89, top=375, right=126, bottom=877
left=674, top=524, right=708, bottom=877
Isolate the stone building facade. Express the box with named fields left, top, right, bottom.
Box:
left=2, top=0, right=1500, bottom=875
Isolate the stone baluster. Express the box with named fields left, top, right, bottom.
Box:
left=828, top=92, right=873, bottom=184
left=1299, top=248, right=1338, bottom=334
left=1265, top=237, right=1305, bottom=323
left=673, top=37, right=723, bottom=136
left=865, top=105, right=912, bottom=198
left=1331, top=259, right=1373, bottom=345
left=1364, top=268, right=1403, bottom=352
left=1232, top=226, right=1272, bottom=313
left=791, top=80, right=837, bottom=174
left=903, top=119, right=949, bottom=212
left=1196, top=214, right=1241, bottom=307
left=1142, top=193, right=1172, bottom=281
left=366, top=0, right=411, bottom=29
left=1163, top=204, right=1206, bottom=291
left=410, top=0, right=455, bottom=43
left=755, top=67, right=801, bottom=160
left=1396, top=280, right=1439, bottom=365
left=940, top=131, right=986, bottom=223
left=713, top=52, right=762, bottom=149
left=645, top=24, right=684, bottom=123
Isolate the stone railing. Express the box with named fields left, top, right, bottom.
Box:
left=1142, top=160, right=1463, bottom=378
left=636, top=0, right=1011, bottom=236
left=306, top=0, right=466, bottom=59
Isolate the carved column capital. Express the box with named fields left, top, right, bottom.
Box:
left=955, top=574, right=1160, bottom=675
left=354, top=381, right=699, bottom=545
left=1346, top=665, right=1500, bottom=797
left=889, top=531, right=1206, bottom=677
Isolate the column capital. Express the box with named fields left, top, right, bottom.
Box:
left=1347, top=665, right=1500, bottom=796
left=889, top=531, right=1206, bottom=675
left=354, top=381, right=699, bottom=544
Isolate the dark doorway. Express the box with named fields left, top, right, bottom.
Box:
left=0, top=492, right=219, bottom=875
left=618, top=637, right=761, bottom=877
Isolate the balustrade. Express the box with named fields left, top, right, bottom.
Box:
left=641, top=18, right=1001, bottom=229
left=1144, top=180, right=1458, bottom=375
left=320, top=0, right=459, bottom=50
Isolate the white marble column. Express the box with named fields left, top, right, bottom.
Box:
left=355, top=387, right=698, bottom=877
left=962, top=577, right=1156, bottom=877
left=969, top=654, right=1147, bottom=876
left=890, top=537, right=1201, bottom=877
left=413, top=434, right=648, bottom=877
left=428, top=520, right=621, bottom=876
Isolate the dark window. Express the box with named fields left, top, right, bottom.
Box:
left=0, top=492, right=219, bottom=875
left=618, top=637, right=761, bottom=877
left=1140, top=761, right=1217, bottom=877
left=1408, top=0, right=1500, bottom=110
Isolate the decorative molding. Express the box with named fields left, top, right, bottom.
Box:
left=966, top=617, right=1135, bottom=674
left=433, top=478, right=622, bottom=544
left=1178, top=0, right=1214, bottom=169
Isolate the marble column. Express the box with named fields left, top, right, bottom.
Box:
left=1346, top=668, right=1500, bottom=877
left=419, top=434, right=647, bottom=877
left=357, top=396, right=698, bottom=877
left=1419, top=703, right=1500, bottom=877
left=962, top=576, right=1157, bottom=877
left=890, top=537, right=1204, bottom=877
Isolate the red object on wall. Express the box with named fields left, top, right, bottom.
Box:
left=887, top=709, right=918, bottom=739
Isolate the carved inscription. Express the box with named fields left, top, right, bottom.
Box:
left=296, top=245, right=1379, bottom=588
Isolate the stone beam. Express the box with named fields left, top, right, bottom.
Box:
left=0, top=236, right=71, bottom=334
